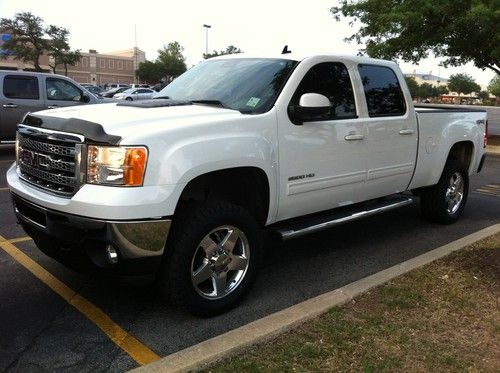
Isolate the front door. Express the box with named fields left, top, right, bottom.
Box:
left=0, top=74, right=44, bottom=141
left=276, top=60, right=367, bottom=221
left=44, top=77, right=86, bottom=109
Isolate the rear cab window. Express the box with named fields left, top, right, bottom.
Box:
left=358, top=64, right=406, bottom=117
left=3, top=75, right=40, bottom=99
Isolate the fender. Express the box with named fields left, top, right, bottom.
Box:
left=408, top=111, right=483, bottom=190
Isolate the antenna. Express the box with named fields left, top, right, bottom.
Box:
left=281, top=45, right=291, bottom=54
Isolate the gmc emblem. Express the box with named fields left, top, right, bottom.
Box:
left=20, top=149, right=51, bottom=171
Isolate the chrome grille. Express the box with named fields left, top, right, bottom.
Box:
left=17, top=127, right=83, bottom=196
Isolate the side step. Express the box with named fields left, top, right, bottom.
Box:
left=275, top=195, right=414, bottom=240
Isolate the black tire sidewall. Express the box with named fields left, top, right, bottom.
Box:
left=421, top=159, right=469, bottom=224
left=163, top=201, right=261, bottom=316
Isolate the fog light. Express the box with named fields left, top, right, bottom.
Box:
left=105, top=245, right=118, bottom=264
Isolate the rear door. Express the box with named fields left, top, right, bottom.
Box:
left=0, top=74, right=44, bottom=141
left=357, top=64, right=418, bottom=200
left=44, top=76, right=86, bottom=109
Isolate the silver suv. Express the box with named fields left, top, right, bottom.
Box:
left=0, top=71, right=100, bottom=143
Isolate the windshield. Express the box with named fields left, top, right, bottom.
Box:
left=156, top=58, right=297, bottom=113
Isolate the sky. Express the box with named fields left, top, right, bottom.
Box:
left=0, top=0, right=496, bottom=88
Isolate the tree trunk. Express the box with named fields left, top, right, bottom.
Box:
left=64, top=63, right=68, bottom=76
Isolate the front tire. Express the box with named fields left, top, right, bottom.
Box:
left=160, top=201, right=262, bottom=316
left=420, top=158, right=469, bottom=224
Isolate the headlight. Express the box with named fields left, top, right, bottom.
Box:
left=87, top=145, right=148, bottom=186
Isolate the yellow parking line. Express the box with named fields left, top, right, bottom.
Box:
left=0, top=236, right=160, bottom=366
left=8, top=236, right=33, bottom=244
left=0, top=187, right=9, bottom=192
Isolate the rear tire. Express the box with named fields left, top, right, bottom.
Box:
left=160, top=201, right=262, bottom=316
left=420, top=158, right=469, bottom=224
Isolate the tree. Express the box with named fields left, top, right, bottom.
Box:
left=0, top=12, right=48, bottom=71
left=488, top=75, right=500, bottom=97
left=477, top=91, right=489, bottom=101
left=135, top=61, right=164, bottom=84
left=203, top=45, right=243, bottom=59
left=156, top=41, right=187, bottom=78
left=447, top=73, right=481, bottom=96
left=46, top=25, right=80, bottom=76
left=416, top=82, right=436, bottom=100
left=404, top=76, right=419, bottom=98
left=331, top=0, right=500, bottom=74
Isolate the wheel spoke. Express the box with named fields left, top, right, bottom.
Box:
left=212, top=272, right=227, bottom=296
left=199, top=236, right=218, bottom=257
left=229, top=254, right=248, bottom=271
left=447, top=198, right=455, bottom=212
left=192, top=261, right=213, bottom=285
left=220, top=229, right=240, bottom=253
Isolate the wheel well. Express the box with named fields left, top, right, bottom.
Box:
left=176, top=167, right=270, bottom=226
left=448, top=141, right=474, bottom=170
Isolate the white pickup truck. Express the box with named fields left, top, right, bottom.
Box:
left=7, top=53, right=488, bottom=315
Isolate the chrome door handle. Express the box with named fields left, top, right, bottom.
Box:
left=2, top=103, right=17, bottom=108
left=47, top=105, right=58, bottom=109
left=344, top=134, right=364, bottom=141
left=399, top=129, right=414, bottom=135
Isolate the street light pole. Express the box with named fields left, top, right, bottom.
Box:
left=203, top=24, right=211, bottom=56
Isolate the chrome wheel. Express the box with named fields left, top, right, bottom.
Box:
left=445, top=172, right=464, bottom=214
left=191, top=225, right=250, bottom=300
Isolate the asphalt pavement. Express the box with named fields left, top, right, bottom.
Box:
left=0, top=144, right=499, bottom=372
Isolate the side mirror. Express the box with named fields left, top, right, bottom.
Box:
left=288, top=93, right=330, bottom=125
left=81, top=94, right=91, bottom=103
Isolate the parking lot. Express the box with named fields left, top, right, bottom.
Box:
left=1, top=145, right=499, bottom=372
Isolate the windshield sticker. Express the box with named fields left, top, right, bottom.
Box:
left=246, top=97, right=261, bottom=107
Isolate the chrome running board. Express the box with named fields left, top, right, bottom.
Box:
left=276, top=195, right=413, bottom=240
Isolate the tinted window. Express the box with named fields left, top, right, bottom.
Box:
left=46, top=78, right=82, bottom=101
left=358, top=65, right=406, bottom=117
left=138, top=89, right=150, bottom=93
left=292, top=62, right=356, bottom=120
left=157, top=58, right=297, bottom=114
left=3, top=75, right=39, bottom=99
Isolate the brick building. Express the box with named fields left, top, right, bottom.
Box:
left=56, top=48, right=146, bottom=85
left=0, top=33, right=146, bottom=85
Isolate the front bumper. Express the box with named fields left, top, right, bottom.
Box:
left=12, top=193, right=171, bottom=275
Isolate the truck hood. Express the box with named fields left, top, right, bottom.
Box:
left=35, top=102, right=244, bottom=140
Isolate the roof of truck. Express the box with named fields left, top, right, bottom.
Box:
left=209, top=52, right=397, bottom=66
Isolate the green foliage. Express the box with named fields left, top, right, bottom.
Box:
left=203, top=45, right=243, bottom=59
left=447, top=73, right=481, bottom=95
left=405, top=76, right=448, bottom=100
left=0, top=12, right=79, bottom=74
left=135, top=61, right=164, bottom=84
left=0, top=12, right=48, bottom=71
left=156, top=41, right=187, bottom=78
left=488, top=75, right=500, bottom=97
left=404, top=76, right=418, bottom=98
left=46, top=25, right=81, bottom=76
left=477, top=91, right=489, bottom=101
left=331, top=0, right=500, bottom=74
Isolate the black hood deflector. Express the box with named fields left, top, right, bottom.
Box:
left=22, top=114, right=121, bottom=145
left=116, top=99, right=192, bottom=108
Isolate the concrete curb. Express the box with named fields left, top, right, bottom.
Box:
left=486, top=146, right=500, bottom=154
left=132, top=223, right=500, bottom=373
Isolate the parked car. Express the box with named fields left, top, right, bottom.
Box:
left=113, top=88, right=155, bottom=100
left=84, top=85, right=105, bottom=97
left=129, top=84, right=151, bottom=89
left=7, top=53, right=487, bottom=316
left=104, top=83, right=129, bottom=90
left=0, top=70, right=101, bottom=143
left=101, top=86, right=129, bottom=98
